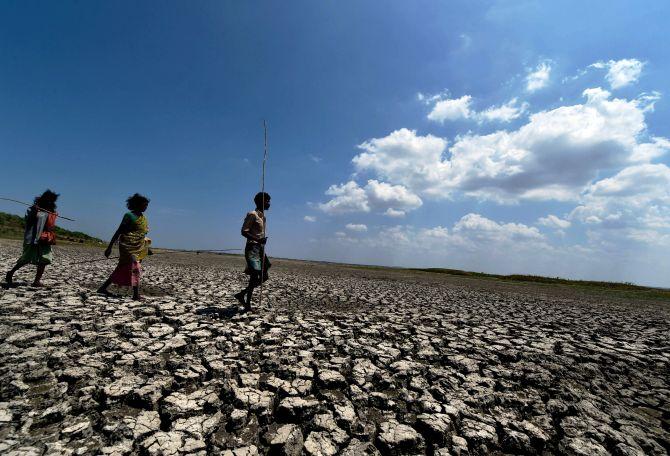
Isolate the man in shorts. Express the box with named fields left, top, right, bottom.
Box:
left=234, top=192, right=271, bottom=312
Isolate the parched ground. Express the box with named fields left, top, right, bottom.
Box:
left=0, top=239, right=668, bottom=456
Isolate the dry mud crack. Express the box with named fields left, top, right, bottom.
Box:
left=1, top=240, right=669, bottom=455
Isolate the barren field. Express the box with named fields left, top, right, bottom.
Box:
left=0, top=239, right=668, bottom=455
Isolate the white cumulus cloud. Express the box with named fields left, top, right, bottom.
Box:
left=353, top=89, right=667, bottom=203
left=526, top=61, right=552, bottom=92
left=420, top=226, right=449, bottom=239
left=318, top=179, right=423, bottom=215
left=571, top=164, right=670, bottom=242
left=352, top=129, right=447, bottom=194
left=304, top=215, right=317, bottom=222
left=318, top=181, right=369, bottom=214
left=631, top=137, right=670, bottom=162
left=538, top=215, right=571, bottom=230
left=478, top=98, right=529, bottom=123
left=384, top=208, right=406, bottom=218
left=427, top=95, right=473, bottom=122
left=424, top=95, right=528, bottom=124
left=365, top=180, right=423, bottom=212
left=587, top=163, right=670, bottom=198
left=454, top=213, right=544, bottom=241
left=339, top=214, right=547, bottom=255
left=346, top=223, right=368, bottom=232
left=591, top=58, right=645, bottom=89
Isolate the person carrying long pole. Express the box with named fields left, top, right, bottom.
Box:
left=259, top=120, right=268, bottom=309
left=234, top=121, right=270, bottom=313
left=234, top=191, right=271, bottom=312
left=4, top=190, right=60, bottom=287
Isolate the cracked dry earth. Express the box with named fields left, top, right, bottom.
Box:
left=0, top=239, right=669, bottom=456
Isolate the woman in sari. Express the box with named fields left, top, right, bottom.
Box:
left=5, top=190, right=59, bottom=287
left=97, top=193, right=151, bottom=300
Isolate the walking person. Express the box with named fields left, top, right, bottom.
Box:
left=5, top=190, right=60, bottom=287
left=234, top=192, right=271, bottom=312
left=97, top=193, right=152, bottom=300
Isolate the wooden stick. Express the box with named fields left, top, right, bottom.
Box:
left=260, top=120, right=268, bottom=309
left=0, top=197, right=76, bottom=221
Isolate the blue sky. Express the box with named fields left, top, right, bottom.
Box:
left=1, top=1, right=669, bottom=285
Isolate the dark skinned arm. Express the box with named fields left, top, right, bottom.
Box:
left=104, top=229, right=120, bottom=257
left=104, top=216, right=132, bottom=257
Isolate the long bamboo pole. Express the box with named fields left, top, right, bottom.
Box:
left=259, top=120, right=268, bottom=309
left=0, top=197, right=76, bottom=221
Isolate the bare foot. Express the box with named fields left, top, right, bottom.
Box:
left=234, top=291, right=246, bottom=306
left=133, top=295, right=144, bottom=301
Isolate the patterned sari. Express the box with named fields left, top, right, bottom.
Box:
left=110, top=212, right=150, bottom=287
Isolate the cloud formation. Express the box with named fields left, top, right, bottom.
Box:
left=352, top=88, right=666, bottom=203
left=345, top=223, right=368, bottom=232
left=384, top=208, right=406, bottom=218
left=453, top=213, right=543, bottom=243
left=478, top=98, right=529, bottom=123
left=571, top=164, right=670, bottom=245
left=425, top=95, right=528, bottom=124
left=334, top=213, right=546, bottom=253
left=318, top=179, right=422, bottom=215
left=352, top=129, right=447, bottom=195
left=591, top=58, right=645, bottom=89
left=538, top=215, right=571, bottom=230
left=526, top=61, right=552, bottom=92
left=313, top=56, right=669, bottom=285
left=427, top=95, right=473, bottom=122
left=420, top=226, right=449, bottom=239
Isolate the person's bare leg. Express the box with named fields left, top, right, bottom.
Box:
left=235, top=274, right=257, bottom=309
left=32, top=264, right=46, bottom=287
left=243, top=291, right=253, bottom=312
left=6, top=257, right=31, bottom=285
left=245, top=276, right=256, bottom=311
left=97, top=277, right=113, bottom=295
left=234, top=281, right=250, bottom=305
left=241, top=274, right=262, bottom=312
left=245, top=286, right=253, bottom=308
left=5, top=268, right=16, bottom=284
left=234, top=290, right=246, bottom=305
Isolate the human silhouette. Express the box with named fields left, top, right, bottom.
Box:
left=97, top=193, right=152, bottom=300
left=234, top=192, right=271, bottom=312
left=5, top=190, right=60, bottom=287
